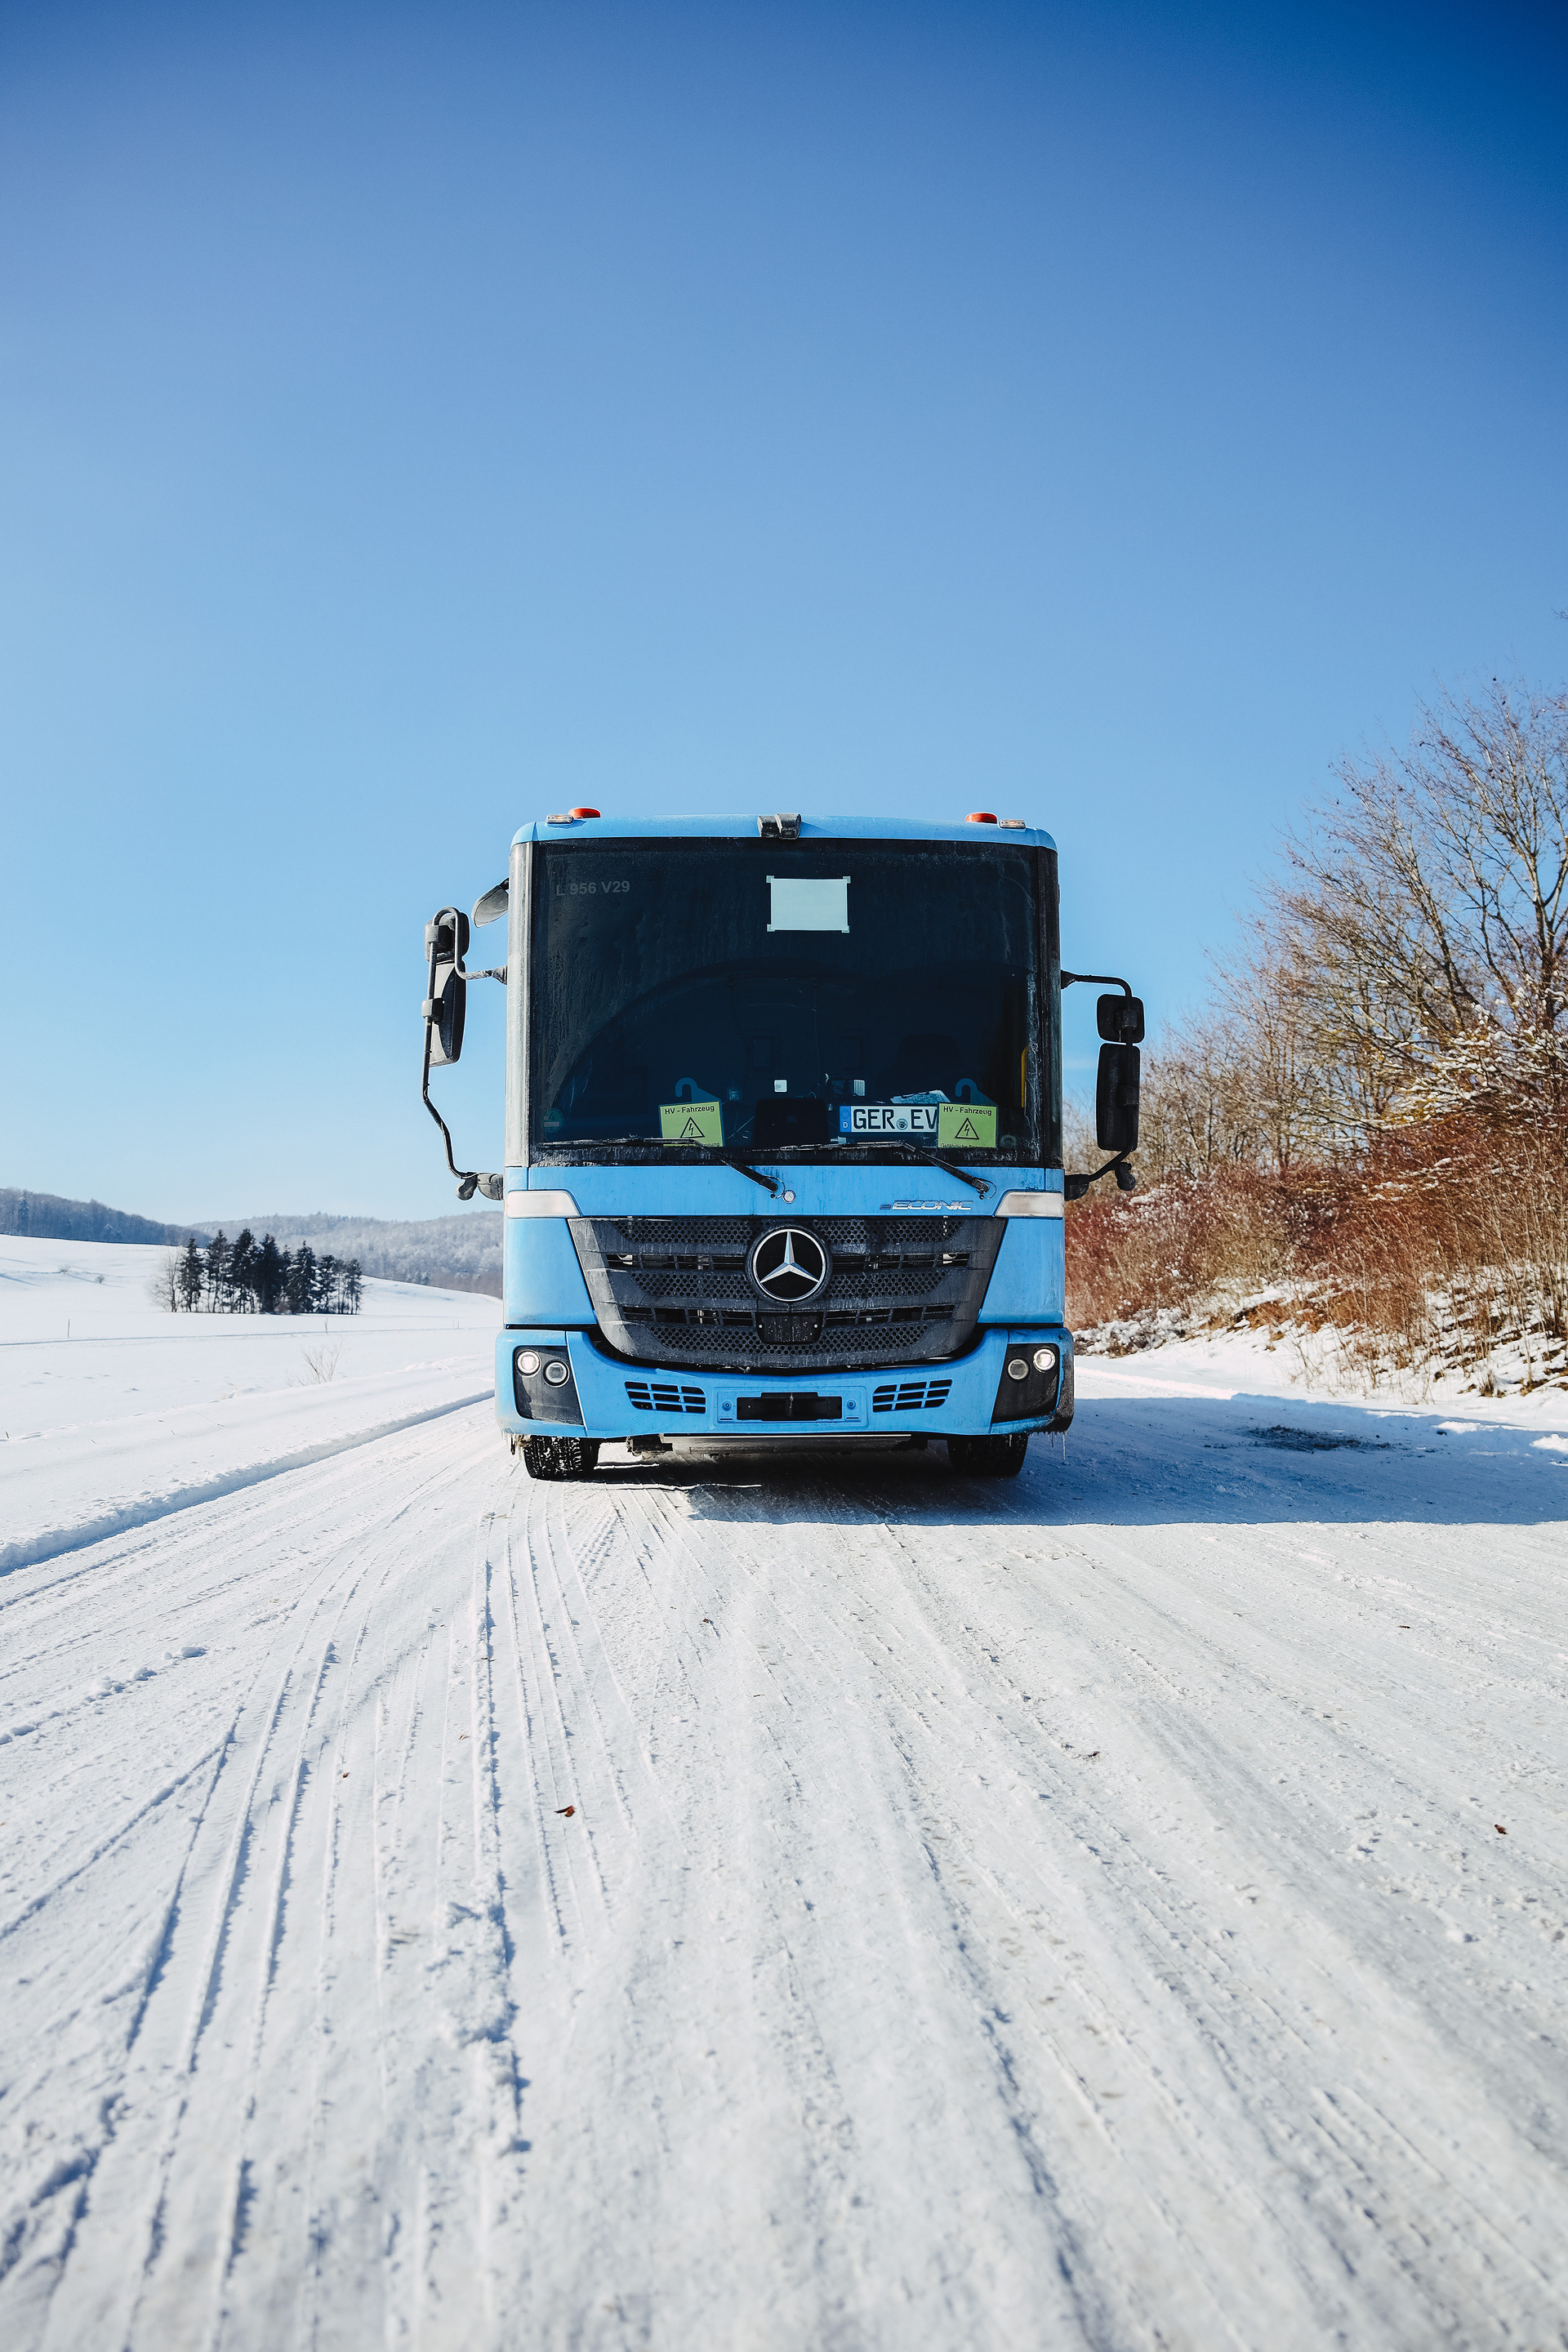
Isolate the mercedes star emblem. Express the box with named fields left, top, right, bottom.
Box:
left=748, top=1226, right=831, bottom=1306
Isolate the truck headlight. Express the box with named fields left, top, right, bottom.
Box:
left=517, top=1350, right=541, bottom=1375
left=1032, top=1347, right=1058, bottom=1372
left=1005, top=1356, right=1030, bottom=1381
left=543, top=1360, right=570, bottom=1386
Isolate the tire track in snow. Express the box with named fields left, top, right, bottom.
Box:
left=4, top=1408, right=501, bottom=2352
left=904, top=1460, right=1568, bottom=2339
left=5, top=1404, right=1566, bottom=2350
left=203, top=1579, right=397, bottom=2350
left=609, top=1469, right=1198, bottom=2347
left=567, top=1448, right=1568, bottom=2347
left=503, top=1469, right=791, bottom=2338
left=200, top=1425, right=516, bottom=2352
left=9, top=1566, right=362, bottom=2342
left=490, top=1462, right=1114, bottom=2350
left=58, top=1493, right=415, bottom=2351
left=0, top=1387, right=490, bottom=1580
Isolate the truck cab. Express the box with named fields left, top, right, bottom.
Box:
left=420, top=811, right=1142, bottom=1478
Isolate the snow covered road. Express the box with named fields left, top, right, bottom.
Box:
left=4, top=1248, right=1568, bottom=2348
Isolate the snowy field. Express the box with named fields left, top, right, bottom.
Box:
left=3, top=1238, right=1568, bottom=2350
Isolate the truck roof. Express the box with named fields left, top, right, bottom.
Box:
left=510, top=813, right=1058, bottom=849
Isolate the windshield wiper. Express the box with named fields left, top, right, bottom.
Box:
left=547, top=1133, right=984, bottom=1201
left=722, top=1153, right=779, bottom=1194
left=875, top=1147, right=992, bottom=1198
left=551, top=1135, right=780, bottom=1195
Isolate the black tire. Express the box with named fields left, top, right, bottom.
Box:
left=520, top=1435, right=599, bottom=1481
left=947, top=1432, right=1028, bottom=1478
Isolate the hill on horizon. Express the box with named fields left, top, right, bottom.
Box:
left=202, top=1210, right=501, bottom=1296
left=2, top=1190, right=502, bottom=1297
left=0, top=1187, right=203, bottom=1248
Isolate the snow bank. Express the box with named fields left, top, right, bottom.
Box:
left=0, top=1239, right=497, bottom=1575
left=1076, top=1312, right=1568, bottom=1429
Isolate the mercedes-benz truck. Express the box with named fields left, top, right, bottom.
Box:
left=419, top=808, right=1143, bottom=1480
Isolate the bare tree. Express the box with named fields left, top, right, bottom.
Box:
left=146, top=1248, right=181, bottom=1312
left=1263, top=676, right=1568, bottom=1142
left=1134, top=1013, right=1267, bottom=1181
left=1074, top=673, right=1568, bottom=1196
left=1071, top=674, right=1568, bottom=1384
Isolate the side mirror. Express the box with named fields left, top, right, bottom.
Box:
left=1096, top=1042, right=1141, bottom=1152
left=1097, top=992, right=1145, bottom=1045
left=424, top=908, right=469, bottom=1067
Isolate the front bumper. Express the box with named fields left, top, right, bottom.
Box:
left=493, top=1324, right=1075, bottom=1441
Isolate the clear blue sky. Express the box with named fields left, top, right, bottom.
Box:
left=4, top=0, right=1566, bottom=1222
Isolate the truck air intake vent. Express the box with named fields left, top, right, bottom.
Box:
left=870, top=1379, right=954, bottom=1414
left=625, top=1381, right=706, bottom=1415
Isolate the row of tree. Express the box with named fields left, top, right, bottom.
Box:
left=1131, top=675, right=1568, bottom=1180
left=164, top=1231, right=363, bottom=1315
left=1067, top=671, right=1568, bottom=1379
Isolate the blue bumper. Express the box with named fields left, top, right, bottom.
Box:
left=493, top=1324, right=1073, bottom=1441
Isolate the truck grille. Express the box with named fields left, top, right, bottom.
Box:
left=570, top=1215, right=1003, bottom=1374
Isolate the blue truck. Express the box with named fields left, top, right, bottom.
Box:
left=419, top=808, right=1143, bottom=1480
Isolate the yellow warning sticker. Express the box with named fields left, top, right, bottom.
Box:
left=660, top=1101, right=724, bottom=1146
left=937, top=1102, right=998, bottom=1150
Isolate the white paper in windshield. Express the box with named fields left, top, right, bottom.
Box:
left=768, top=875, right=850, bottom=932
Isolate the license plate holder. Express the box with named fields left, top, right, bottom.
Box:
left=736, top=1392, right=843, bottom=1422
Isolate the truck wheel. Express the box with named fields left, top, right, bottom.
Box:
left=520, top=1436, right=599, bottom=1481
left=947, top=1433, right=1028, bottom=1478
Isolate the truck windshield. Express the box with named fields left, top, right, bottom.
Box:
left=531, top=840, right=1045, bottom=1160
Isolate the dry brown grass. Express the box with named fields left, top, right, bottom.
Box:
left=1067, top=1111, right=1568, bottom=1388
left=1066, top=1166, right=1289, bottom=1330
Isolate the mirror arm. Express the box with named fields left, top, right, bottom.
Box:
left=470, top=967, right=506, bottom=983
left=421, top=934, right=504, bottom=1203
left=1061, top=969, right=1133, bottom=995
left=1062, top=1152, right=1136, bottom=1202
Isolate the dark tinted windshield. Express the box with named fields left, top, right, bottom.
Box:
left=532, top=840, right=1045, bottom=1159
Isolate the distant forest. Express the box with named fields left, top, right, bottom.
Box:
left=2, top=1187, right=203, bottom=1246
left=159, top=1232, right=363, bottom=1316
left=206, top=1209, right=501, bottom=1295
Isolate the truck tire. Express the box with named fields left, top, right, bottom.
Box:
left=947, top=1433, right=1028, bottom=1478
left=520, top=1436, right=600, bottom=1481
